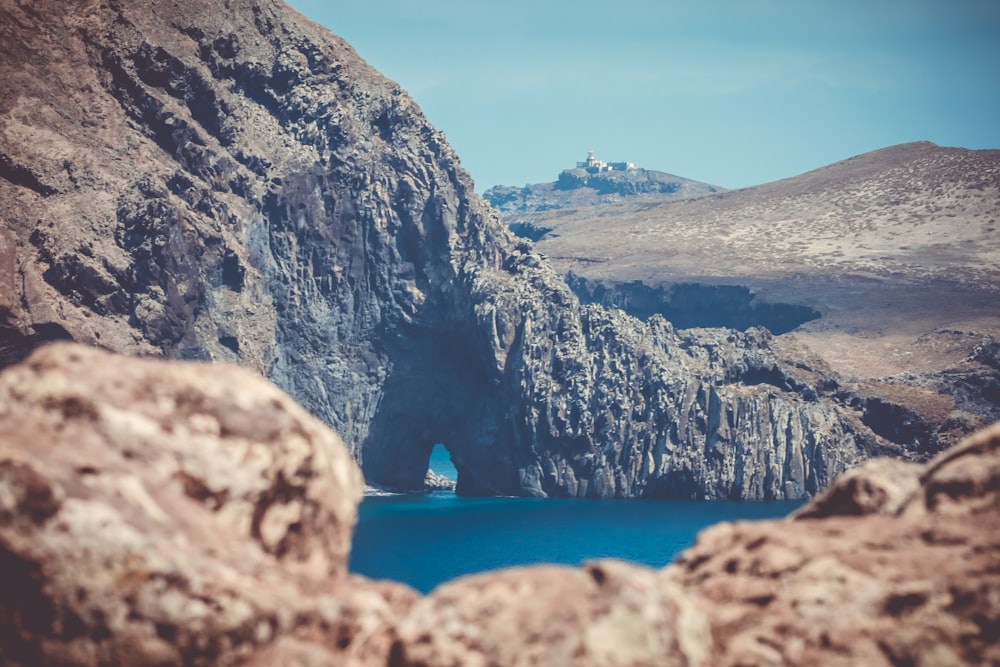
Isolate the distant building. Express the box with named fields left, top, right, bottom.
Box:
left=575, top=150, right=636, bottom=174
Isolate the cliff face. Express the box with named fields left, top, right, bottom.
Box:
left=565, top=273, right=821, bottom=335
left=1, top=0, right=897, bottom=498
left=501, top=141, right=1000, bottom=453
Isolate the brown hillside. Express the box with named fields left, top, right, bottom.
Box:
left=519, top=142, right=1000, bottom=380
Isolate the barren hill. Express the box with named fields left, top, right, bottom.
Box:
left=490, top=142, right=1000, bottom=448
left=484, top=158, right=723, bottom=223
left=508, top=142, right=1000, bottom=381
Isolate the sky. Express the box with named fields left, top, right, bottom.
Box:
left=286, top=0, right=1000, bottom=192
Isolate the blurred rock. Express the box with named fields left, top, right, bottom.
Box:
left=792, top=457, right=923, bottom=518
left=0, top=343, right=415, bottom=666
left=394, top=561, right=708, bottom=667
left=389, top=422, right=1000, bottom=666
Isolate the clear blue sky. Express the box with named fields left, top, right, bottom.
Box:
left=287, top=0, right=1000, bottom=192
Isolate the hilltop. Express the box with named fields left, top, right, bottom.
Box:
left=483, top=151, right=722, bottom=238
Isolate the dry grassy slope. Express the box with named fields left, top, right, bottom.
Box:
left=524, top=142, right=1000, bottom=380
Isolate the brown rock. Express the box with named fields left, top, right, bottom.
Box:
left=388, top=423, right=1000, bottom=667
left=915, top=419, right=1000, bottom=515
left=667, top=423, right=1000, bottom=666
left=792, top=457, right=923, bottom=519
left=393, top=561, right=709, bottom=667
left=0, top=343, right=415, bottom=666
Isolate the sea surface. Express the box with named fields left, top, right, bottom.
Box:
left=350, top=446, right=802, bottom=593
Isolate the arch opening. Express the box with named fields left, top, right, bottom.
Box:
left=359, top=329, right=516, bottom=495
left=423, top=443, right=458, bottom=492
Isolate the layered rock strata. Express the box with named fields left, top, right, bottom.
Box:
left=1, top=0, right=903, bottom=498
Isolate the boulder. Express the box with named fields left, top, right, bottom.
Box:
left=394, top=561, right=708, bottom=667
left=0, top=343, right=415, bottom=666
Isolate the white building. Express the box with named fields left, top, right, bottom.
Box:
left=576, top=150, right=635, bottom=174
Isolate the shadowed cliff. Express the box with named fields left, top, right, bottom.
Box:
left=0, top=0, right=907, bottom=498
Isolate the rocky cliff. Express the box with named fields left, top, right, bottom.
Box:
left=503, top=141, right=1000, bottom=454
left=566, top=272, right=821, bottom=335
left=2, top=345, right=997, bottom=665
left=1, top=0, right=903, bottom=499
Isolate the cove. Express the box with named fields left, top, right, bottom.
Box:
left=350, top=447, right=802, bottom=593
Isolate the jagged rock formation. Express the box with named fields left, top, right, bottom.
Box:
left=1, top=0, right=905, bottom=499
left=2, top=344, right=998, bottom=666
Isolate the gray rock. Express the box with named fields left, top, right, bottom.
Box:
left=0, top=0, right=898, bottom=499
left=424, top=469, right=457, bottom=491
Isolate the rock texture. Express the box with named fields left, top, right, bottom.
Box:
left=499, top=142, right=1000, bottom=453
left=392, top=421, right=1000, bottom=667
left=2, top=345, right=998, bottom=666
left=1, top=0, right=910, bottom=499
left=0, top=343, right=416, bottom=666
left=394, top=562, right=709, bottom=667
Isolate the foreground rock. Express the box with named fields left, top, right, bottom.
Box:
left=392, top=422, right=1000, bottom=666
left=0, top=343, right=415, bottom=666
left=1, top=347, right=997, bottom=665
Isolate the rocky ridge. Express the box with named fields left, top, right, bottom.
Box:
left=0, top=0, right=915, bottom=499
left=1, top=344, right=997, bottom=666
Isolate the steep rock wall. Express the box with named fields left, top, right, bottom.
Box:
left=1, top=0, right=898, bottom=498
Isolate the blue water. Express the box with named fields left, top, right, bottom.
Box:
left=427, top=443, right=458, bottom=480
left=351, top=447, right=801, bottom=593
